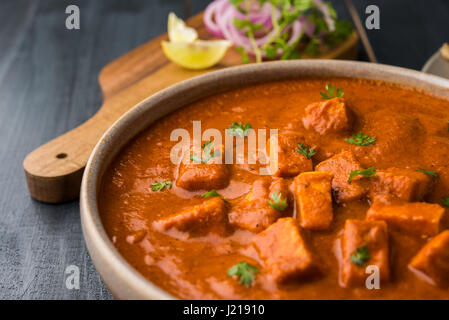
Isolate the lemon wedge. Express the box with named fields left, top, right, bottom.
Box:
left=168, top=12, right=198, bottom=43
left=162, top=40, right=232, bottom=70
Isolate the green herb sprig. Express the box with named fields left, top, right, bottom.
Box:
left=230, top=1, right=353, bottom=63
left=415, top=169, right=439, bottom=179
left=297, top=143, right=316, bottom=160
left=190, top=141, right=221, bottom=164
left=320, top=83, right=344, bottom=100
left=345, top=132, right=376, bottom=146
left=202, top=190, right=229, bottom=204
left=442, top=196, right=449, bottom=208
left=348, top=167, right=377, bottom=183
left=350, top=245, right=371, bottom=267
left=227, top=122, right=253, bottom=137
left=227, top=262, right=259, bottom=287
left=151, top=181, right=173, bottom=191
left=235, top=46, right=250, bottom=64
left=268, top=191, right=288, bottom=211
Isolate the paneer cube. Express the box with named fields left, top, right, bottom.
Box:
left=370, top=168, right=433, bottom=202
left=153, top=197, right=228, bottom=237
left=409, top=230, right=449, bottom=288
left=176, top=143, right=229, bottom=191
left=366, top=200, right=446, bottom=237
left=294, top=171, right=334, bottom=230
left=228, top=178, right=290, bottom=233
left=267, top=133, right=313, bottom=177
left=177, top=164, right=229, bottom=190
left=302, top=97, right=352, bottom=135
left=340, top=219, right=390, bottom=287
left=315, top=151, right=367, bottom=202
left=252, top=218, right=319, bottom=283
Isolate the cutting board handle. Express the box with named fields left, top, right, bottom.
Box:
left=23, top=112, right=111, bottom=203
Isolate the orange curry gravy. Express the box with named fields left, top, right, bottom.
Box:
left=99, top=78, right=449, bottom=299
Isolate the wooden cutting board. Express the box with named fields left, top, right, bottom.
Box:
left=23, top=13, right=359, bottom=204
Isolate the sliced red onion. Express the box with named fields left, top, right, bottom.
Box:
left=203, top=0, right=327, bottom=59
left=313, top=0, right=335, bottom=32
left=247, top=2, right=272, bottom=26
left=288, top=20, right=304, bottom=45
left=217, top=4, right=238, bottom=45
left=204, top=0, right=228, bottom=37
left=299, top=16, right=315, bottom=38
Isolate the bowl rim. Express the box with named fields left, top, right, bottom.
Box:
left=80, top=59, right=449, bottom=300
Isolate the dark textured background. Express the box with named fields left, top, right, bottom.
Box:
left=0, top=0, right=447, bottom=300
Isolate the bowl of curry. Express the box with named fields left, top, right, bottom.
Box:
left=81, top=60, right=449, bottom=300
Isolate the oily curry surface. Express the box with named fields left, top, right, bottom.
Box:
left=99, top=78, right=449, bottom=299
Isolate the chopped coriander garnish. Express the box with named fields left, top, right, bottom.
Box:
left=190, top=141, right=221, bottom=164
left=345, top=132, right=376, bottom=146
left=151, top=181, right=173, bottom=191
left=348, top=167, right=377, bottom=183
left=235, top=46, right=250, bottom=64
left=350, top=245, right=371, bottom=267
left=305, top=38, right=320, bottom=56
left=233, top=18, right=263, bottom=32
left=201, top=190, right=229, bottom=204
left=232, top=17, right=263, bottom=62
left=264, top=35, right=301, bottom=60
left=202, top=190, right=221, bottom=198
left=320, top=83, right=344, bottom=100
left=229, top=0, right=247, bottom=13
left=297, top=143, right=316, bottom=160
left=227, top=262, right=259, bottom=287
left=227, top=122, right=253, bottom=137
left=268, top=191, right=288, bottom=211
left=415, top=169, right=439, bottom=179
left=226, top=1, right=353, bottom=63
left=442, top=196, right=449, bottom=208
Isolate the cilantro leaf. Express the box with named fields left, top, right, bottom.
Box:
left=233, top=18, right=263, bottom=32
left=228, top=0, right=352, bottom=64
left=229, top=0, right=248, bottom=14
left=415, top=169, right=439, bottom=179
left=268, top=191, right=288, bottom=211
left=297, top=143, right=316, bottom=159
left=235, top=46, right=250, bottom=64
left=264, top=45, right=278, bottom=60
left=227, top=122, right=253, bottom=137
left=201, top=190, right=229, bottom=204
left=350, top=245, right=371, bottom=267
left=190, top=141, right=221, bottom=164
left=227, top=262, right=259, bottom=287
left=151, top=181, right=173, bottom=191
left=229, top=0, right=245, bottom=6
left=202, top=190, right=221, bottom=198
left=348, top=167, right=377, bottom=183
left=345, top=132, right=376, bottom=146
left=305, top=38, right=320, bottom=56
left=294, top=0, right=314, bottom=11
left=324, top=19, right=353, bottom=47
left=320, top=83, right=344, bottom=100
left=442, top=196, right=449, bottom=208
left=263, top=35, right=301, bottom=60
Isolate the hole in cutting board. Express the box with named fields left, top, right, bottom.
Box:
left=56, top=153, right=68, bottom=159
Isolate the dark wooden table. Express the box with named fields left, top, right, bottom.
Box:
left=0, top=0, right=447, bottom=300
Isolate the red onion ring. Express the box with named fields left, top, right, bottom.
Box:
left=313, top=0, right=335, bottom=31
left=203, top=0, right=335, bottom=58
left=204, top=0, right=228, bottom=37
